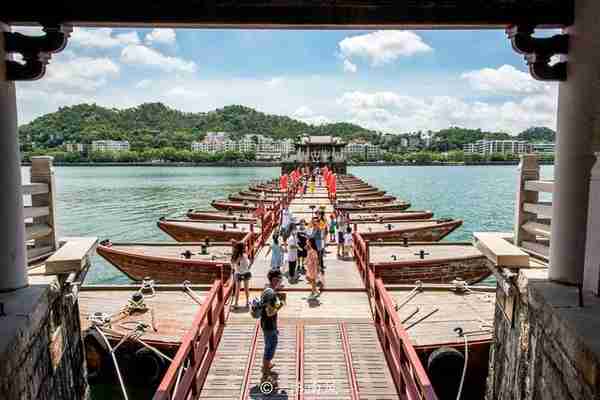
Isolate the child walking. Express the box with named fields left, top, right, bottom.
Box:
left=265, top=234, right=284, bottom=271
left=305, top=238, right=321, bottom=299
left=343, top=226, right=354, bottom=259
left=328, top=213, right=337, bottom=242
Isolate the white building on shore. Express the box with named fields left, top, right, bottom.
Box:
left=463, top=139, right=532, bottom=155
left=191, top=133, right=294, bottom=159
left=346, top=141, right=382, bottom=159
left=91, top=140, right=130, bottom=152
left=532, top=143, right=555, bottom=154
left=65, top=143, right=85, bottom=152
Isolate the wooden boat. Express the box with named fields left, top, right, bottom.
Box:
left=249, top=186, right=283, bottom=194
left=337, top=186, right=382, bottom=194
left=186, top=209, right=257, bottom=222
left=158, top=218, right=258, bottom=242
left=353, top=218, right=462, bottom=242
left=336, top=195, right=397, bottom=204
left=367, top=241, right=492, bottom=284
left=228, top=193, right=276, bottom=203
left=211, top=199, right=259, bottom=212
left=96, top=240, right=234, bottom=283
left=389, top=284, right=494, bottom=399
left=348, top=210, right=434, bottom=222
left=336, top=200, right=411, bottom=212
left=239, top=190, right=282, bottom=198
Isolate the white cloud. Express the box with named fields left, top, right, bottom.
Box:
left=266, top=77, right=285, bottom=87
left=336, top=90, right=557, bottom=134
left=343, top=59, right=357, bottom=73
left=135, top=79, right=153, bottom=89
left=115, top=32, right=140, bottom=46
left=44, top=57, right=120, bottom=91
left=165, top=86, right=207, bottom=101
left=71, top=28, right=140, bottom=48
left=292, top=106, right=331, bottom=126
left=461, top=65, right=552, bottom=96
left=339, top=31, right=432, bottom=67
left=145, top=29, right=177, bottom=46
left=121, top=45, right=197, bottom=73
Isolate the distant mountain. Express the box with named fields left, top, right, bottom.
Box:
left=18, top=103, right=377, bottom=150
left=517, top=127, right=556, bottom=143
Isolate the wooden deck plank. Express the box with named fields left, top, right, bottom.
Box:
left=389, top=289, right=495, bottom=348
left=79, top=287, right=208, bottom=348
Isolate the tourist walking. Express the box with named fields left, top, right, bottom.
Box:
left=343, top=226, right=354, bottom=259
left=297, top=221, right=308, bottom=274
left=261, top=269, right=285, bottom=374
left=231, top=240, right=251, bottom=309
left=328, top=212, right=337, bottom=243
left=308, top=176, right=316, bottom=194
left=265, top=234, right=284, bottom=271
left=306, top=238, right=321, bottom=299
left=286, top=225, right=299, bottom=282
left=337, top=212, right=347, bottom=258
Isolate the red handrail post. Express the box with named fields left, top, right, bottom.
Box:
left=217, top=282, right=225, bottom=325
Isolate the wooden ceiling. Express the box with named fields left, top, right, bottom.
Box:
left=3, top=0, right=573, bottom=29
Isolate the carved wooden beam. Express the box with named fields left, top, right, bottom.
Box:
left=507, top=25, right=569, bottom=81
left=3, top=24, right=72, bottom=81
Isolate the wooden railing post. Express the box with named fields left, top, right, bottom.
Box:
left=514, top=155, right=539, bottom=246
left=217, top=281, right=225, bottom=325
left=29, top=156, right=58, bottom=259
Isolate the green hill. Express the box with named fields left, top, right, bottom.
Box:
left=516, top=127, right=555, bottom=143
left=19, top=103, right=376, bottom=150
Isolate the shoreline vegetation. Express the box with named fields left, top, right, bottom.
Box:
left=21, top=160, right=554, bottom=167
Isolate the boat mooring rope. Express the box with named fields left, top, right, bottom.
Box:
left=454, top=327, right=469, bottom=400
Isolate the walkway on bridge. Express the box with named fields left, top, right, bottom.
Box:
left=199, top=185, right=401, bottom=399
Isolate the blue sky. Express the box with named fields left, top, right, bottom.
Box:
left=14, top=27, right=557, bottom=134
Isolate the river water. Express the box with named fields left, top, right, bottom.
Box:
left=23, top=165, right=553, bottom=284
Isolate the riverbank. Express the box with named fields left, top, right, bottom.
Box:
left=21, top=160, right=554, bottom=167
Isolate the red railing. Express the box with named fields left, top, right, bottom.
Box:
left=352, top=233, right=438, bottom=400
left=153, top=278, right=234, bottom=400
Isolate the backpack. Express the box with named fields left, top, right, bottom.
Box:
left=249, top=297, right=264, bottom=319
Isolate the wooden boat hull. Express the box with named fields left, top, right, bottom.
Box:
left=348, top=210, right=434, bottom=222
left=158, top=219, right=255, bottom=242
left=96, top=242, right=232, bottom=284
left=212, top=200, right=258, bottom=212
left=228, top=194, right=276, bottom=203
left=369, top=243, right=492, bottom=284
left=356, top=219, right=462, bottom=242
left=186, top=210, right=256, bottom=222
left=337, top=202, right=411, bottom=212
left=337, top=195, right=396, bottom=204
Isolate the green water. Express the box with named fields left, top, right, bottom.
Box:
left=23, top=165, right=553, bottom=284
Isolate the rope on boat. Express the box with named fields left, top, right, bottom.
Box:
left=454, top=327, right=469, bottom=400
left=92, top=325, right=129, bottom=400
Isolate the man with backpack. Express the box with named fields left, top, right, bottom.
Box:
left=251, top=269, right=286, bottom=375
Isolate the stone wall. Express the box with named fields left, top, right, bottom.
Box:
left=0, top=276, right=89, bottom=400
left=486, top=269, right=600, bottom=400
